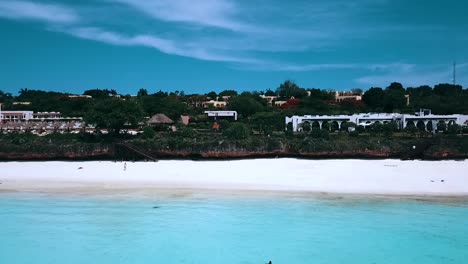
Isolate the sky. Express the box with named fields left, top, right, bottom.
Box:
left=1, top=0, right=467, bottom=95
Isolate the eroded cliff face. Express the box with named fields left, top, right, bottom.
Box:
left=0, top=144, right=114, bottom=160
left=0, top=138, right=466, bottom=161
left=134, top=144, right=466, bottom=160
left=139, top=136, right=467, bottom=160
left=422, top=149, right=467, bottom=160
left=152, top=149, right=396, bottom=159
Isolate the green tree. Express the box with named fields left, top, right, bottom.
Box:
left=351, top=88, right=363, bottom=94
left=222, top=123, right=251, bottom=139
left=152, top=90, right=168, bottom=98
left=384, top=82, right=406, bottom=112
left=341, top=121, right=357, bottom=132
left=15, top=89, right=65, bottom=113
left=310, top=128, right=329, bottom=139
left=338, top=100, right=366, bottom=114
left=405, top=124, right=418, bottom=135
left=276, top=80, right=307, bottom=99
left=436, top=122, right=447, bottom=132
left=139, top=95, right=187, bottom=119
left=447, top=124, right=461, bottom=134
left=142, top=126, right=156, bottom=139
left=264, top=89, right=276, bottom=96
left=137, top=88, right=148, bottom=97
left=84, top=89, right=114, bottom=99
left=426, top=121, right=434, bottom=132
left=363, top=87, right=385, bottom=110
left=307, top=88, right=334, bottom=100
left=433, top=84, right=462, bottom=97
left=0, top=90, right=12, bottom=101
left=229, top=95, right=265, bottom=118
left=219, top=90, right=238, bottom=97
left=249, top=112, right=284, bottom=135
left=369, top=122, right=384, bottom=133
left=176, top=126, right=198, bottom=137
left=300, top=97, right=331, bottom=114
left=387, top=82, right=405, bottom=92
left=299, top=122, right=312, bottom=132
left=383, top=121, right=399, bottom=135
left=85, top=99, right=144, bottom=133
left=218, top=119, right=231, bottom=130
left=206, top=91, right=217, bottom=99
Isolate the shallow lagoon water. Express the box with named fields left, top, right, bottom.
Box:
left=1, top=192, right=468, bottom=264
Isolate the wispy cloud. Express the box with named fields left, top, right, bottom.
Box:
left=0, top=0, right=79, bottom=23
left=65, top=27, right=257, bottom=63
left=239, top=62, right=417, bottom=72
left=0, top=0, right=418, bottom=64
left=355, top=64, right=468, bottom=87
left=113, top=0, right=257, bottom=32
left=0, top=0, right=464, bottom=83
left=0, top=0, right=254, bottom=62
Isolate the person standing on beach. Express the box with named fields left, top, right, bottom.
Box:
left=124, top=162, right=127, bottom=171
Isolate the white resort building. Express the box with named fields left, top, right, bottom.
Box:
left=202, top=100, right=227, bottom=109
left=286, top=110, right=468, bottom=132
left=333, top=91, right=363, bottom=102
left=259, top=95, right=279, bottom=106
left=0, top=104, right=84, bottom=134
left=0, top=110, right=34, bottom=122
left=205, top=110, right=238, bottom=120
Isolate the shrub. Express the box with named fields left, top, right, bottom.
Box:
left=218, top=119, right=231, bottom=130
left=174, top=127, right=198, bottom=138
left=142, top=126, right=156, bottom=139
left=310, top=128, right=329, bottom=139
left=222, top=123, right=251, bottom=140
left=447, top=124, right=462, bottom=135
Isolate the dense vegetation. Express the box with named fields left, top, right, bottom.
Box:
left=2, top=82, right=468, bottom=124
left=1, top=81, right=467, bottom=160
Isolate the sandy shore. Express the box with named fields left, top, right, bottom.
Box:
left=0, top=159, right=467, bottom=196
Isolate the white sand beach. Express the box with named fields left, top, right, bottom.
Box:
left=0, top=159, right=467, bottom=196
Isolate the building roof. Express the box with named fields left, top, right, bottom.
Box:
left=147, top=114, right=174, bottom=124
left=180, top=115, right=190, bottom=125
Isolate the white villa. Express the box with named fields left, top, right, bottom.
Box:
left=202, top=100, right=227, bottom=109
left=333, top=91, right=363, bottom=102
left=0, top=104, right=84, bottom=134
left=286, top=110, right=468, bottom=132
left=205, top=110, right=238, bottom=120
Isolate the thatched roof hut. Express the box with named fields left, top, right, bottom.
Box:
left=147, top=114, right=174, bottom=125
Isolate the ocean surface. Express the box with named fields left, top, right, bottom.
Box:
left=1, top=192, right=468, bottom=264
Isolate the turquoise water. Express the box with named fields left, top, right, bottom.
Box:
left=1, top=192, right=468, bottom=264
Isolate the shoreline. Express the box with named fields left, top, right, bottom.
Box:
left=1, top=159, right=468, bottom=197
left=1, top=151, right=467, bottom=162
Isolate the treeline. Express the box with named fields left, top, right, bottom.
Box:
left=1, top=81, right=468, bottom=160
left=1, top=81, right=467, bottom=133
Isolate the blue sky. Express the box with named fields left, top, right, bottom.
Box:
left=1, top=0, right=467, bottom=95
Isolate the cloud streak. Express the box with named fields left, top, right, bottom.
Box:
left=238, top=61, right=417, bottom=73
left=0, top=0, right=78, bottom=23
left=65, top=27, right=257, bottom=63
left=113, top=0, right=257, bottom=32
left=0, top=0, right=465, bottom=87
left=355, top=64, right=468, bottom=87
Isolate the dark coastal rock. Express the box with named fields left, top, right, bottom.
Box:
left=0, top=137, right=466, bottom=161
